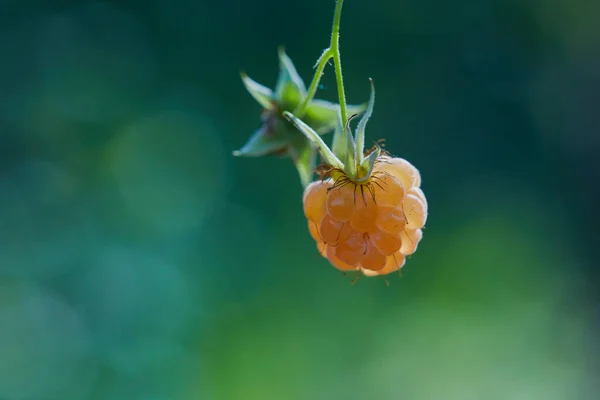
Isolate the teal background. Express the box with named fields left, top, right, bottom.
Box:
left=0, top=0, right=598, bottom=399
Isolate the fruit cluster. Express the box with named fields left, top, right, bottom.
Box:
left=303, top=156, right=427, bottom=276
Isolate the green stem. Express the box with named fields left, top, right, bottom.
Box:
left=294, top=48, right=332, bottom=116
left=294, top=0, right=347, bottom=125
left=330, top=0, right=347, bottom=128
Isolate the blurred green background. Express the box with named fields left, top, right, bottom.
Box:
left=1, top=0, right=598, bottom=399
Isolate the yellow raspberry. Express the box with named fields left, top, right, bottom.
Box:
left=404, top=188, right=428, bottom=230
left=400, top=229, right=422, bottom=256
left=303, top=156, right=427, bottom=277
left=350, top=191, right=378, bottom=233
left=320, top=214, right=351, bottom=245
left=370, top=172, right=405, bottom=207
left=325, top=245, right=356, bottom=271
left=368, top=229, right=402, bottom=256
left=375, top=206, right=406, bottom=235
left=326, top=184, right=355, bottom=222
left=303, top=180, right=332, bottom=223
left=377, top=156, right=421, bottom=189
left=362, top=251, right=406, bottom=277
left=308, top=221, right=321, bottom=242
left=335, top=230, right=367, bottom=266
left=361, top=242, right=387, bottom=271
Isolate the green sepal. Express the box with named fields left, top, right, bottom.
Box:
left=241, top=73, right=274, bottom=110
left=288, top=135, right=317, bottom=188
left=232, top=113, right=289, bottom=157
left=282, top=111, right=343, bottom=170
left=357, top=145, right=381, bottom=183
left=343, top=115, right=358, bottom=179
left=237, top=50, right=361, bottom=187
left=277, top=84, right=304, bottom=112
left=275, top=48, right=306, bottom=109
left=355, top=78, right=375, bottom=163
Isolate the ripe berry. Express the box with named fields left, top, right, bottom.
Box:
left=350, top=192, right=378, bottom=233
left=320, top=214, right=349, bottom=244
left=336, top=231, right=367, bottom=266
left=303, top=155, right=426, bottom=277
left=303, top=179, right=331, bottom=223
left=376, top=206, right=406, bottom=234
left=326, top=184, right=355, bottom=222
left=361, top=242, right=387, bottom=271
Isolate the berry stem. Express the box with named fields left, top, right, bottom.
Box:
left=287, top=0, right=359, bottom=183
left=295, top=48, right=332, bottom=116
left=294, top=0, right=347, bottom=128
left=330, top=0, right=348, bottom=128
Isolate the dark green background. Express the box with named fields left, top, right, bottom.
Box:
left=0, top=0, right=598, bottom=399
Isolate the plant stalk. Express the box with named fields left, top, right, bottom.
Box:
left=330, top=0, right=347, bottom=128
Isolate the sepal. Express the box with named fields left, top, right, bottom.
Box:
left=240, top=73, right=274, bottom=110
left=282, top=111, right=343, bottom=170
